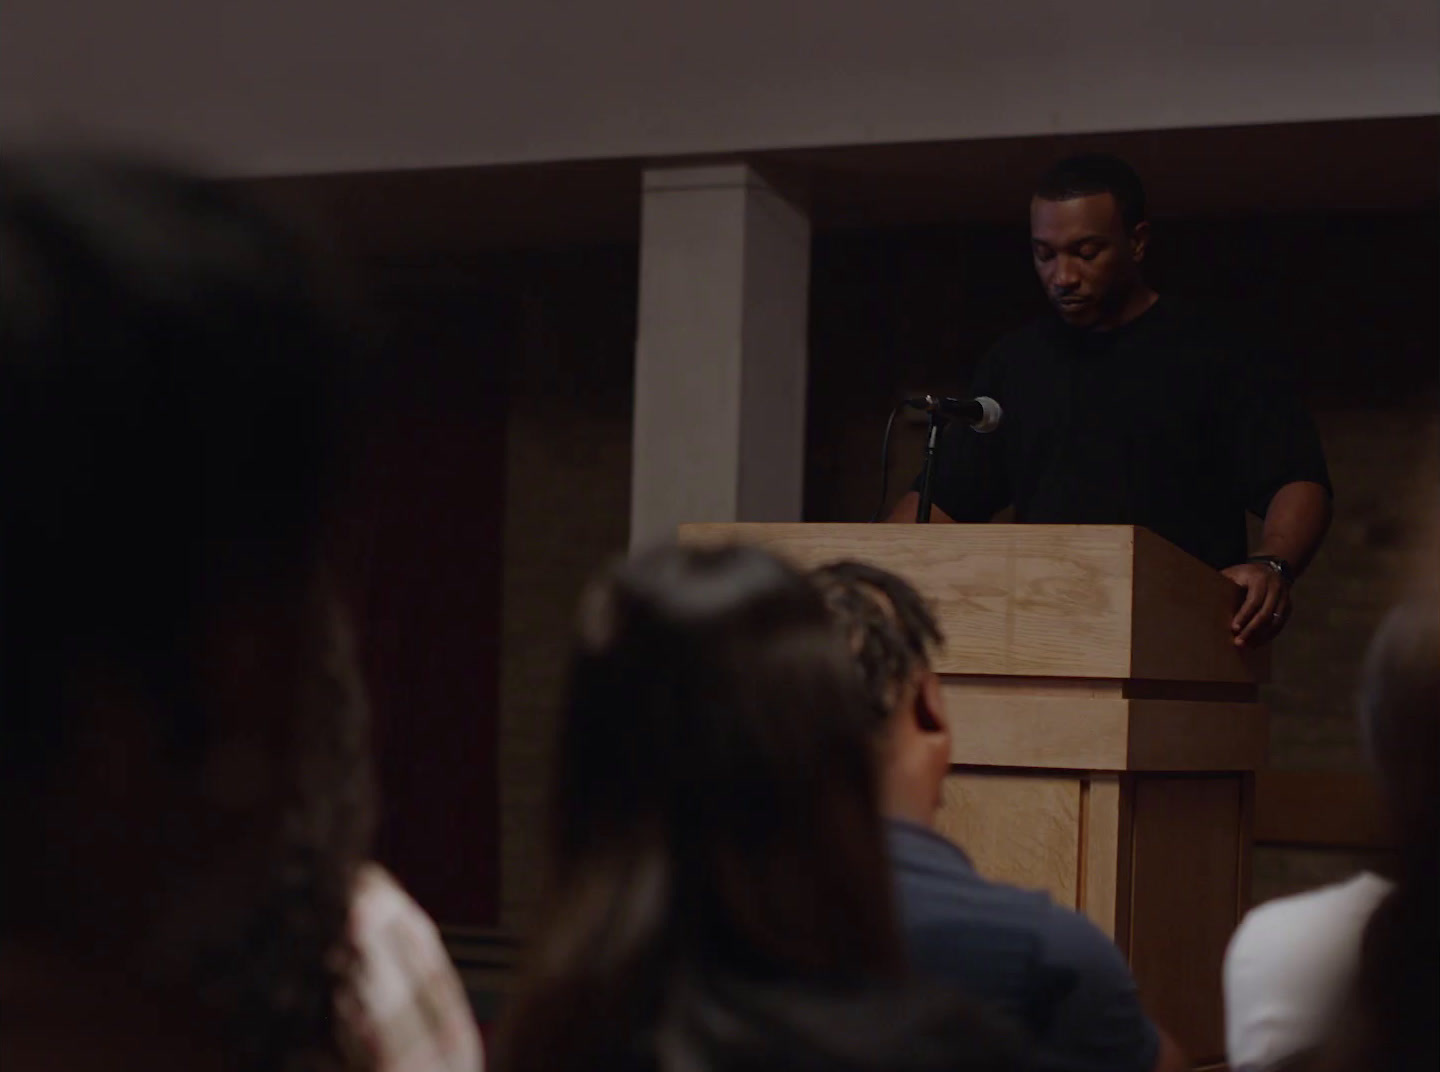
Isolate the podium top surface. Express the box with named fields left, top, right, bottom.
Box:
left=679, top=523, right=1267, bottom=684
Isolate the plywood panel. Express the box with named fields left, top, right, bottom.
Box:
left=683, top=522, right=1264, bottom=683
left=1127, top=776, right=1245, bottom=1064
left=1080, top=776, right=1123, bottom=938
left=943, top=689, right=1131, bottom=769
left=938, top=772, right=1082, bottom=908
left=940, top=681, right=1268, bottom=772
left=947, top=675, right=1125, bottom=698
left=1126, top=700, right=1269, bottom=771
left=1131, top=526, right=1270, bottom=684
left=683, top=522, right=1135, bottom=675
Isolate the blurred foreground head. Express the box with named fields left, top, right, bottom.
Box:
left=1330, top=597, right=1439, bottom=1072
left=1359, top=600, right=1439, bottom=866
left=499, top=543, right=927, bottom=1071
left=0, top=149, right=373, bottom=1070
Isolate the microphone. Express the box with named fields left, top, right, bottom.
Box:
left=905, top=394, right=1003, bottom=433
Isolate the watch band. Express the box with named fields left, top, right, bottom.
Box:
left=1248, top=554, right=1295, bottom=585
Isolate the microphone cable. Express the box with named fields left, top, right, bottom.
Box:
left=869, top=403, right=905, bottom=522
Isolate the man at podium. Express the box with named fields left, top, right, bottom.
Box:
left=887, top=154, right=1331, bottom=649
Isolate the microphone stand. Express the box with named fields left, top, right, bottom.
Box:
left=915, top=410, right=949, bottom=523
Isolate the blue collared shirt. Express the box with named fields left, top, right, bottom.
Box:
left=887, top=818, right=1160, bottom=1072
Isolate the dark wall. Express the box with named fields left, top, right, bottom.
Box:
left=338, top=246, right=638, bottom=929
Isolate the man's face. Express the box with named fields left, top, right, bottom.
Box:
left=1030, top=193, right=1146, bottom=328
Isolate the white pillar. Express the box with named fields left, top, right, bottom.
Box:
left=629, top=163, right=811, bottom=548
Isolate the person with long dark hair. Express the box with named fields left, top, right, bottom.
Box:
left=0, top=149, right=381, bottom=1071
left=495, top=544, right=1025, bottom=1072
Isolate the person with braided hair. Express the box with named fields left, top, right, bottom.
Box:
left=811, top=561, right=1186, bottom=1072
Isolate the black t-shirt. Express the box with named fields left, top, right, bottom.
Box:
left=918, top=299, right=1331, bottom=570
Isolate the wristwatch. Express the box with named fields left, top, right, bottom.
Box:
left=1247, top=554, right=1295, bottom=585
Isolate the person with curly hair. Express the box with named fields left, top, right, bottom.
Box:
left=0, top=148, right=379, bottom=1071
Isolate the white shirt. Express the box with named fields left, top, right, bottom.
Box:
left=1223, top=871, right=1392, bottom=1072
left=351, top=864, right=485, bottom=1072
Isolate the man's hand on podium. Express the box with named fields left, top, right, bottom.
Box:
left=1222, top=561, right=1292, bottom=648
left=1226, top=479, right=1330, bottom=647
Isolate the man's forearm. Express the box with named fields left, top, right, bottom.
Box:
left=1253, top=480, right=1332, bottom=576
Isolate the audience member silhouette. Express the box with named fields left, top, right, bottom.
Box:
left=1333, top=597, right=1439, bottom=1072
left=495, top=544, right=1026, bottom=1072
left=811, top=561, right=1185, bottom=1072
left=1225, top=597, right=1437, bottom=1072
left=0, top=149, right=475, bottom=1071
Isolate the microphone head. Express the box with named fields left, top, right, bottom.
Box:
left=972, top=396, right=1002, bottom=433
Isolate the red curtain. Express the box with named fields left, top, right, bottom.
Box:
left=341, top=285, right=510, bottom=926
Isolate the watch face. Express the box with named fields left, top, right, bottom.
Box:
left=1251, top=556, right=1292, bottom=581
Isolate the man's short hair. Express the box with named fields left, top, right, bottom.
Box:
left=811, top=561, right=942, bottom=728
left=1034, top=153, right=1148, bottom=228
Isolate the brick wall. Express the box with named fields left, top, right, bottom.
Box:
left=495, top=248, right=636, bottom=929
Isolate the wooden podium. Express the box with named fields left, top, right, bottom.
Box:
left=680, top=523, right=1267, bottom=1064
